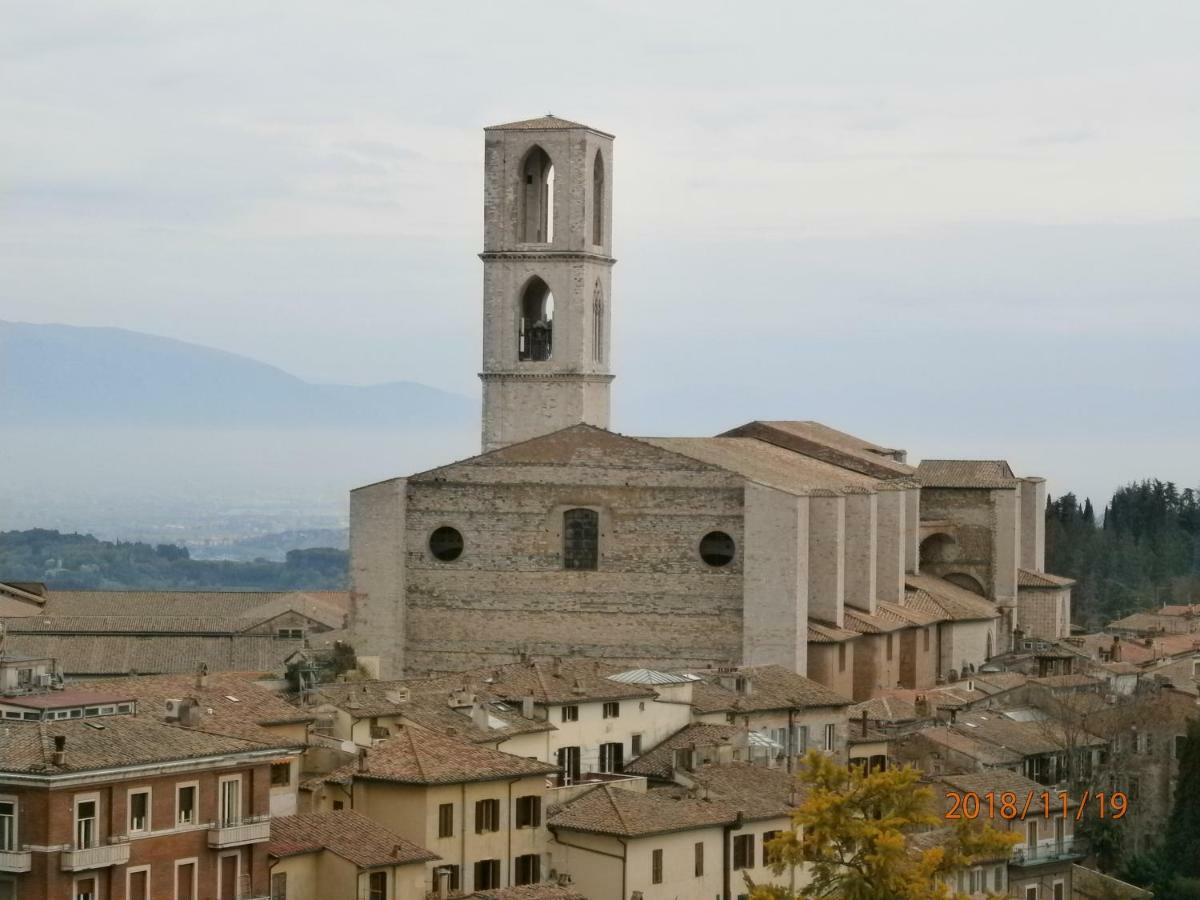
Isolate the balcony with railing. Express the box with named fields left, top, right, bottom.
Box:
left=0, top=848, right=31, bottom=873
left=208, top=815, right=271, bottom=848
left=60, top=840, right=131, bottom=871
left=1011, top=835, right=1087, bottom=866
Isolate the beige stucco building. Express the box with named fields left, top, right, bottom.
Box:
left=349, top=115, right=1074, bottom=702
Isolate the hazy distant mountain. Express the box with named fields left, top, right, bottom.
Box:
left=0, top=321, right=477, bottom=427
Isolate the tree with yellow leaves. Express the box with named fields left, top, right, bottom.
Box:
left=747, top=751, right=1019, bottom=900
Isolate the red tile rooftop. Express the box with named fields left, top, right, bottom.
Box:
left=2, top=690, right=134, bottom=709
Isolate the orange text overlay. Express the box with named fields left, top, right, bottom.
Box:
left=945, top=790, right=1129, bottom=821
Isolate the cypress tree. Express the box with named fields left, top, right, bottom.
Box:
left=1161, top=719, right=1200, bottom=883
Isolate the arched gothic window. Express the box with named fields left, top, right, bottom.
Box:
left=563, top=508, right=599, bottom=570
left=520, top=146, right=554, bottom=243
left=592, top=280, right=604, bottom=364
left=518, top=277, right=554, bottom=361
left=592, top=150, right=604, bottom=245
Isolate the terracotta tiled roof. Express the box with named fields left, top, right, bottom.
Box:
left=1017, top=569, right=1076, bottom=589
left=954, top=713, right=1104, bottom=755
left=71, top=672, right=313, bottom=741
left=4, top=633, right=303, bottom=676
left=485, top=115, right=606, bottom=134
left=807, top=621, right=860, bottom=643
left=685, top=762, right=800, bottom=821
left=905, top=574, right=1000, bottom=622
left=876, top=600, right=942, bottom=627
left=640, top=436, right=882, bottom=496
left=424, top=659, right=654, bottom=706
left=719, top=421, right=916, bottom=479
left=327, top=722, right=558, bottom=786
left=468, top=886, right=587, bottom=900
left=0, top=716, right=295, bottom=775
left=686, top=665, right=852, bottom=714
left=916, top=460, right=1019, bottom=489
left=31, top=589, right=349, bottom=623
left=843, top=607, right=911, bottom=634
left=914, top=727, right=1023, bottom=767
left=1159, top=605, right=1200, bottom=617
left=849, top=696, right=925, bottom=724
left=971, top=672, right=1029, bottom=694
left=314, top=681, right=554, bottom=743
left=623, top=723, right=742, bottom=778
left=269, top=810, right=437, bottom=868
left=551, top=764, right=796, bottom=837
left=548, top=784, right=735, bottom=837
left=1028, top=673, right=1102, bottom=689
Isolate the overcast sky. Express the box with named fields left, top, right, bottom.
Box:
left=3, top=1, right=1198, bottom=506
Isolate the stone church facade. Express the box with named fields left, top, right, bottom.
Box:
left=349, top=116, right=1072, bottom=701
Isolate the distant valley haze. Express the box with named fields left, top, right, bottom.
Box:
left=2, top=2, right=1197, bottom=546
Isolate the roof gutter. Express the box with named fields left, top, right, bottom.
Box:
left=0, top=744, right=303, bottom=788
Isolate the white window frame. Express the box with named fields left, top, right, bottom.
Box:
left=73, top=792, right=100, bottom=850
left=126, top=864, right=152, bottom=900
left=218, top=775, right=242, bottom=827
left=217, top=850, right=241, bottom=900
left=0, top=795, right=17, bottom=852
left=127, top=786, right=152, bottom=835
left=174, top=857, right=199, bottom=900
left=176, top=780, right=199, bottom=828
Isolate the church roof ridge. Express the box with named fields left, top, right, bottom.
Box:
left=485, top=114, right=614, bottom=138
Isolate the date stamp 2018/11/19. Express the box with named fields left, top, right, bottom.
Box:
left=945, top=790, right=1129, bottom=821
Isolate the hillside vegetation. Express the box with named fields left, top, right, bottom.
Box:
left=0, top=529, right=347, bottom=590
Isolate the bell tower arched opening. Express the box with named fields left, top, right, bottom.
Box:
left=519, top=145, right=554, bottom=243
left=518, top=276, right=554, bottom=361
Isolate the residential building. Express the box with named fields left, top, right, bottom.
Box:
left=267, top=809, right=437, bottom=899
left=685, top=664, right=852, bottom=765
left=0, top=699, right=301, bottom=900
left=547, top=764, right=798, bottom=900
left=930, top=772, right=1084, bottom=900
left=301, top=722, right=559, bottom=895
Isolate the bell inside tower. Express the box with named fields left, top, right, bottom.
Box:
left=518, top=276, right=554, bottom=361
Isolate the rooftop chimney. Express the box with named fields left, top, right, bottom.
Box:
left=861, top=709, right=869, bottom=737
left=521, top=697, right=535, bottom=719
left=357, top=748, right=369, bottom=773
left=470, top=703, right=489, bottom=729
left=195, top=662, right=208, bottom=690
left=52, top=734, right=66, bottom=766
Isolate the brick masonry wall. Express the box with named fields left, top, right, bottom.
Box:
left=399, top=429, right=750, bottom=674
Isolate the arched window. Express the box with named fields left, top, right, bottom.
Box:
left=518, top=277, right=554, bottom=361
left=919, top=533, right=958, bottom=566
left=592, top=150, right=604, bottom=245
left=520, top=146, right=554, bottom=243
left=563, top=508, right=599, bottom=570
left=592, top=280, right=604, bottom=364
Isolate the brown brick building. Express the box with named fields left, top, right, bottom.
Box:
left=0, top=699, right=302, bottom=900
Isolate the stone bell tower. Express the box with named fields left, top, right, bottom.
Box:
left=479, top=115, right=615, bottom=451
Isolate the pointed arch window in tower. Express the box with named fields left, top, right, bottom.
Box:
left=518, top=277, right=554, bottom=361
left=563, top=508, right=599, bottom=571
left=520, top=146, right=554, bottom=243
left=592, top=150, right=604, bottom=245
left=592, top=280, right=604, bottom=364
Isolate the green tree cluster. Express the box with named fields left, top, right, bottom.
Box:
left=1046, top=480, right=1200, bottom=628
left=0, top=528, right=347, bottom=590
